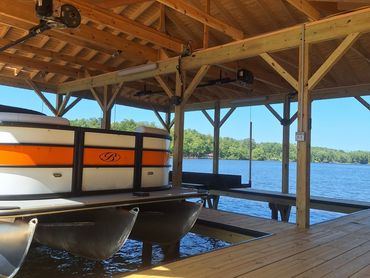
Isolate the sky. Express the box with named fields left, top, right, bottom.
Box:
left=1, top=85, right=369, bottom=151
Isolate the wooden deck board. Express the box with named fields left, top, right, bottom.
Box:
left=123, top=209, right=370, bottom=278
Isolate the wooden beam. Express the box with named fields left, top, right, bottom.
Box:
left=183, top=65, right=210, bottom=104
left=159, top=4, right=166, bottom=33
left=203, top=0, right=210, bottom=49
left=308, top=32, right=361, bottom=90
left=260, top=53, right=299, bottom=91
left=107, top=81, right=125, bottom=110
left=26, top=79, right=58, bottom=115
left=60, top=97, right=81, bottom=117
left=355, top=96, right=370, bottom=111
left=153, top=109, right=168, bottom=130
left=265, top=104, right=283, bottom=122
left=96, top=0, right=149, bottom=9
left=219, top=107, right=236, bottom=127
left=0, top=1, right=158, bottom=62
left=155, top=75, right=174, bottom=98
left=202, top=109, right=214, bottom=126
left=101, top=85, right=112, bottom=129
left=157, top=0, right=244, bottom=40
left=0, top=38, right=115, bottom=72
left=62, top=0, right=184, bottom=53
left=0, top=53, right=80, bottom=79
left=290, top=111, right=298, bottom=124
left=296, top=26, right=311, bottom=229
left=60, top=7, right=370, bottom=93
left=286, top=0, right=321, bottom=21
left=90, top=87, right=104, bottom=110
left=57, top=93, right=71, bottom=116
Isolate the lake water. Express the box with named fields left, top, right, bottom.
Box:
left=17, top=159, right=370, bottom=277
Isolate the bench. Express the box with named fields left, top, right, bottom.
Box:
left=169, top=171, right=250, bottom=208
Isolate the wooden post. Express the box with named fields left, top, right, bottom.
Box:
left=172, top=71, right=185, bottom=187
left=296, top=25, right=311, bottom=229
left=101, top=85, right=112, bottom=130
left=213, top=101, right=221, bottom=174
left=282, top=95, right=290, bottom=194
left=165, top=112, right=171, bottom=131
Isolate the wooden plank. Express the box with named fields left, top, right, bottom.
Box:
left=157, top=0, right=244, bottom=40
left=62, top=0, right=184, bottom=53
left=127, top=208, right=370, bottom=277
left=259, top=53, right=299, bottom=90
left=59, top=7, right=370, bottom=93
left=308, top=32, right=361, bottom=90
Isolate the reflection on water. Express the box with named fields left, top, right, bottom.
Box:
left=17, top=233, right=230, bottom=277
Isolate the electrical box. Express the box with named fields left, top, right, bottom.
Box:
left=295, top=132, right=305, bottom=142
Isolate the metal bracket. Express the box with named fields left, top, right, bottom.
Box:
left=170, top=96, right=182, bottom=106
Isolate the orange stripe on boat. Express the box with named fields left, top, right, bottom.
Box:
left=142, top=151, right=169, bottom=166
left=84, top=148, right=135, bottom=166
left=0, top=145, right=74, bottom=166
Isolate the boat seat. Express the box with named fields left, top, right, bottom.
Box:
left=169, top=171, right=250, bottom=190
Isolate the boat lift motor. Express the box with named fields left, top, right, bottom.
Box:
left=0, top=0, right=81, bottom=52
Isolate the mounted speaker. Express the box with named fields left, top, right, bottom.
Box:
left=61, top=4, right=81, bottom=28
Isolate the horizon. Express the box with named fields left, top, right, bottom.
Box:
left=1, top=85, right=369, bottom=152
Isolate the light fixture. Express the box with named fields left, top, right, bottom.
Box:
left=117, top=63, right=158, bottom=77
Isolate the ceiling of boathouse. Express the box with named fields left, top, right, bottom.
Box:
left=1, top=0, right=370, bottom=112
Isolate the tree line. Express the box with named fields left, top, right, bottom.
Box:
left=71, top=118, right=370, bottom=164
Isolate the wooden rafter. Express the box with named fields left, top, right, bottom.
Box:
left=286, top=0, right=321, bottom=21
left=157, top=0, right=244, bottom=40
left=61, top=0, right=184, bottom=52
left=60, top=8, right=370, bottom=93
left=0, top=1, right=158, bottom=63
left=96, top=0, right=149, bottom=9
left=0, top=38, right=115, bottom=72
left=0, top=52, right=81, bottom=78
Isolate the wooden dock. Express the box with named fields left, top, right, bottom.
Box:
left=123, top=208, right=370, bottom=278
